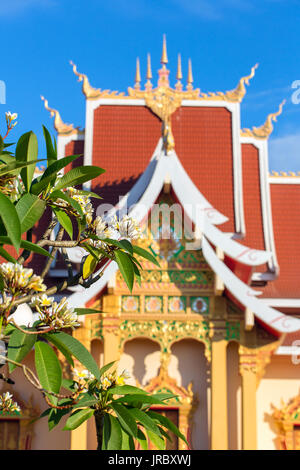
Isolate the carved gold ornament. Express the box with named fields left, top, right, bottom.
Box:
left=241, top=100, right=285, bottom=139
left=41, top=96, right=83, bottom=136
left=272, top=394, right=300, bottom=450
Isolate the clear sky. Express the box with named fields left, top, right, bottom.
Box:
left=1, top=0, right=300, bottom=172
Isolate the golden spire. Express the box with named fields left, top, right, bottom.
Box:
left=241, top=100, right=286, bottom=139
left=145, top=53, right=153, bottom=91
left=134, top=57, right=141, bottom=90
left=187, top=58, right=193, bottom=91
left=176, top=54, right=183, bottom=80
left=161, top=34, right=168, bottom=65
left=41, top=96, right=77, bottom=136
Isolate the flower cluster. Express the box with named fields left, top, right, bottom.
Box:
left=0, top=392, right=20, bottom=414
left=100, top=369, right=130, bottom=390
left=72, top=368, right=95, bottom=392
left=5, top=111, right=18, bottom=129
left=0, top=172, right=19, bottom=201
left=31, top=295, right=80, bottom=330
left=50, top=186, right=94, bottom=223
left=112, top=215, right=143, bottom=241
left=0, top=263, right=46, bottom=295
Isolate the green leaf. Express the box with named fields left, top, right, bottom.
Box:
left=109, top=384, right=149, bottom=396
left=47, top=401, right=73, bottom=431
left=109, top=403, right=138, bottom=439
left=45, top=331, right=100, bottom=380
left=44, top=333, right=74, bottom=367
left=30, top=154, right=80, bottom=195
left=63, top=408, right=94, bottom=431
left=136, top=428, right=148, bottom=450
left=74, top=308, right=102, bottom=316
left=98, top=361, right=116, bottom=378
left=82, top=254, right=97, bottom=279
left=0, top=159, right=42, bottom=177
left=0, top=135, right=4, bottom=153
left=147, top=410, right=188, bottom=445
left=113, top=394, right=172, bottom=407
left=102, top=413, right=123, bottom=450
left=54, top=166, right=105, bottom=191
left=50, top=190, right=84, bottom=217
left=15, top=131, right=38, bottom=191
left=0, top=192, right=21, bottom=251
left=146, top=429, right=166, bottom=450
left=34, top=342, right=62, bottom=405
left=0, top=237, right=52, bottom=258
left=132, top=245, right=160, bottom=267
left=120, top=427, right=135, bottom=450
left=7, top=329, right=36, bottom=373
left=72, top=393, right=99, bottom=409
left=128, top=408, right=162, bottom=436
left=74, top=190, right=102, bottom=199
left=118, top=239, right=133, bottom=255
left=53, top=208, right=73, bottom=239
left=114, top=250, right=134, bottom=292
left=42, top=125, right=57, bottom=164
left=16, top=193, right=46, bottom=233
left=0, top=246, right=17, bottom=263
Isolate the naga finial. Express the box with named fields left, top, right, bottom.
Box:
left=41, top=96, right=76, bottom=135
left=70, top=60, right=102, bottom=99
left=224, top=63, right=259, bottom=102
left=241, top=100, right=286, bottom=139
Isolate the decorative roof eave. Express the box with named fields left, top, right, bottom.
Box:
left=201, top=237, right=300, bottom=334
left=70, top=61, right=128, bottom=100
left=41, top=96, right=84, bottom=137
left=240, top=100, right=285, bottom=140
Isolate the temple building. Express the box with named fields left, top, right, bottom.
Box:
left=2, top=36, right=300, bottom=450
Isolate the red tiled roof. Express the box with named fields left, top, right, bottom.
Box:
left=171, top=106, right=235, bottom=233
left=91, top=105, right=161, bottom=205
left=262, top=184, right=300, bottom=298
left=241, top=144, right=265, bottom=251
left=64, top=140, right=84, bottom=173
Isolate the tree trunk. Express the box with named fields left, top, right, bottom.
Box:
left=94, top=411, right=104, bottom=450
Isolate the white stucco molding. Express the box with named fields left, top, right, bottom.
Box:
left=202, top=236, right=300, bottom=334
left=240, top=136, right=279, bottom=276
left=57, top=131, right=85, bottom=162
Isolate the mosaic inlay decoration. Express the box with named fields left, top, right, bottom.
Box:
left=122, top=296, right=140, bottom=313
left=145, top=296, right=163, bottom=313
left=190, top=296, right=209, bottom=314
left=168, top=296, right=186, bottom=313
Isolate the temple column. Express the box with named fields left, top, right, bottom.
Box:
left=101, top=295, right=121, bottom=364
left=210, top=297, right=228, bottom=450
left=239, top=341, right=280, bottom=450
left=70, top=318, right=92, bottom=450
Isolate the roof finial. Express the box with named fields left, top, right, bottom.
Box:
left=134, top=57, right=141, bottom=90
left=186, top=59, right=193, bottom=91
left=161, top=34, right=168, bottom=65
left=241, top=100, right=286, bottom=139
left=175, top=54, right=183, bottom=91
left=41, top=95, right=77, bottom=136
left=158, top=34, right=170, bottom=88
left=145, top=53, right=153, bottom=91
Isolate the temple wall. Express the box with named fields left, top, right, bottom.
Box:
left=227, top=342, right=242, bottom=450
left=257, top=354, right=300, bottom=450
left=0, top=351, right=70, bottom=450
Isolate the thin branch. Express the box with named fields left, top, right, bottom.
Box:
left=40, top=226, right=64, bottom=279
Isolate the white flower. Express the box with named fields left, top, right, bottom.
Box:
left=0, top=392, right=21, bottom=414
left=0, top=340, right=7, bottom=365
left=33, top=296, right=80, bottom=330
left=7, top=303, right=34, bottom=327
left=0, top=263, right=46, bottom=295
left=113, top=215, right=143, bottom=240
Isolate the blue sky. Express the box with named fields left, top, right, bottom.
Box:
left=1, top=0, right=300, bottom=172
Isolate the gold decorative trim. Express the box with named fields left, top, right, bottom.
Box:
left=137, top=355, right=198, bottom=450
left=200, top=63, right=258, bottom=103
left=239, top=340, right=280, bottom=386
left=269, top=171, right=300, bottom=177
left=272, top=394, right=300, bottom=450
left=70, top=61, right=126, bottom=100
left=241, top=100, right=285, bottom=140
left=41, top=96, right=83, bottom=136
